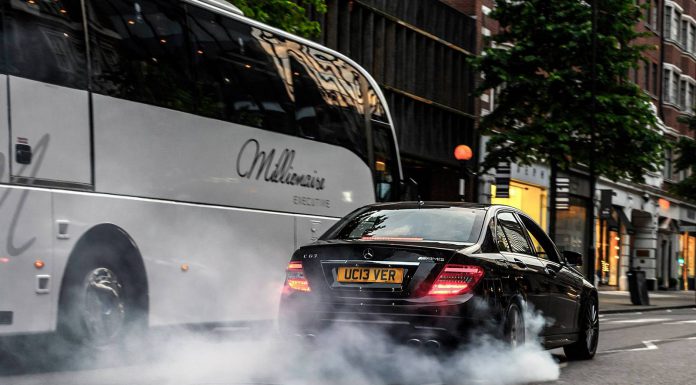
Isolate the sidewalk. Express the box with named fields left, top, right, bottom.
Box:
left=599, top=290, right=696, bottom=314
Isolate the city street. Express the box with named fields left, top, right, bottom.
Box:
left=1, top=1, right=696, bottom=385
left=1, top=308, right=695, bottom=385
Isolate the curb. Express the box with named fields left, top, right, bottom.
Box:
left=600, top=304, right=696, bottom=315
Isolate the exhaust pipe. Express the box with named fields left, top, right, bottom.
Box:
left=424, top=339, right=441, bottom=351
left=406, top=338, right=422, bottom=347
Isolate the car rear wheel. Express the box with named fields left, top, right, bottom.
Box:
left=563, top=296, right=599, bottom=360
left=503, top=302, right=525, bottom=348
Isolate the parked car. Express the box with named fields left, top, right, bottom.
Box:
left=279, top=202, right=598, bottom=360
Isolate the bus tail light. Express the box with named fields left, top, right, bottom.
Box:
left=428, top=264, right=484, bottom=296
left=285, top=261, right=311, bottom=292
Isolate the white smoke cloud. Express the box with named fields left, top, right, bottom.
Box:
left=127, top=309, right=557, bottom=385
left=1, top=307, right=560, bottom=385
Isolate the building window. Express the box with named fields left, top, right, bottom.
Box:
left=681, top=20, right=689, bottom=47
left=679, top=79, right=688, bottom=109
left=664, top=6, right=673, bottom=39
left=643, top=60, right=650, bottom=91
left=674, top=10, right=682, bottom=41
left=664, top=68, right=682, bottom=105
left=633, top=66, right=639, bottom=85
left=689, top=83, right=696, bottom=113
left=691, top=23, right=696, bottom=53
left=651, top=0, right=658, bottom=29
left=652, top=63, right=658, bottom=94
left=664, top=147, right=673, bottom=181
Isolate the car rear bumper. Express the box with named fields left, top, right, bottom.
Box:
left=279, top=292, right=500, bottom=343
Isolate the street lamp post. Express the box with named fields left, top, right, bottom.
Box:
left=454, top=144, right=474, bottom=201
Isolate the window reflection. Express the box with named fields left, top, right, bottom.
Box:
left=6, top=0, right=87, bottom=88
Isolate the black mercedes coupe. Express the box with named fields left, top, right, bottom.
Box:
left=279, top=202, right=599, bottom=360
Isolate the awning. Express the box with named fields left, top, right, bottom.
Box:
left=613, top=205, right=635, bottom=235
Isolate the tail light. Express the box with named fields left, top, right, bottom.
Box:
left=285, top=261, right=311, bottom=292
left=428, top=264, right=484, bottom=296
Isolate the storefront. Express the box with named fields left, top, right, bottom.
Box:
left=491, top=179, right=548, bottom=229
left=556, top=196, right=589, bottom=257
left=680, top=230, right=695, bottom=290
left=554, top=171, right=592, bottom=276
left=595, top=207, right=631, bottom=287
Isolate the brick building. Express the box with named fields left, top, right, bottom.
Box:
left=461, top=0, right=696, bottom=290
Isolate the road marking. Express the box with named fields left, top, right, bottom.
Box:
left=666, top=309, right=673, bottom=313
left=605, top=318, right=671, bottom=324
left=663, top=320, right=696, bottom=325
left=602, top=340, right=658, bottom=353
left=600, top=337, right=696, bottom=354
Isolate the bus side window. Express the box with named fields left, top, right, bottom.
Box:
left=289, top=55, right=367, bottom=161
left=373, top=122, right=398, bottom=202
left=187, top=6, right=295, bottom=135
left=0, top=1, right=4, bottom=75
left=88, top=0, right=194, bottom=113
left=5, top=0, right=87, bottom=89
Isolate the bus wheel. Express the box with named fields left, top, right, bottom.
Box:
left=58, top=246, right=146, bottom=351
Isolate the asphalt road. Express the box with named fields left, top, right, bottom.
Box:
left=1, top=308, right=695, bottom=385
left=546, top=308, right=696, bottom=385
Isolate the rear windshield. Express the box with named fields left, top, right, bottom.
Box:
left=330, top=207, right=485, bottom=244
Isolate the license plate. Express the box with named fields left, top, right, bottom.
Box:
left=337, top=267, right=404, bottom=283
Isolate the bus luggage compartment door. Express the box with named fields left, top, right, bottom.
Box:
left=8, top=77, right=91, bottom=187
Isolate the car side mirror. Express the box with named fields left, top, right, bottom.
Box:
left=563, top=250, right=583, bottom=266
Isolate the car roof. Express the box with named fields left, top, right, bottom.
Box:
left=365, top=201, right=518, bottom=212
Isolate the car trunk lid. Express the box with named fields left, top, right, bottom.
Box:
left=296, top=240, right=463, bottom=300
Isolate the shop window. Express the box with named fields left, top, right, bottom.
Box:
left=555, top=196, right=588, bottom=256
left=491, top=180, right=547, bottom=231
left=681, top=233, right=695, bottom=288
left=596, top=214, right=622, bottom=286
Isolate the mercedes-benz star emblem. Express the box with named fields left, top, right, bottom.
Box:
left=363, top=248, right=374, bottom=260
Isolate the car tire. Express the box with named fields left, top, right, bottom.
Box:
left=563, top=295, right=599, bottom=360
left=57, top=244, right=147, bottom=353
left=503, top=302, right=525, bottom=348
